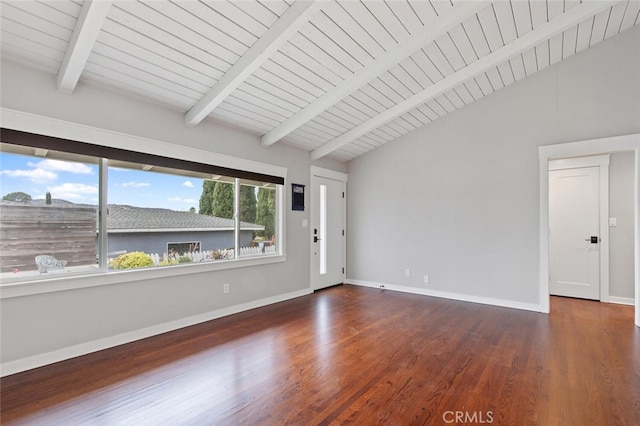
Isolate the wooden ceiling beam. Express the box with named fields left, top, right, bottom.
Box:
left=260, top=1, right=487, bottom=147
left=310, top=0, right=616, bottom=160
left=185, top=0, right=323, bottom=127
left=57, top=0, right=112, bottom=94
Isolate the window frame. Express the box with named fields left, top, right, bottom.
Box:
left=167, top=241, right=202, bottom=255
left=0, top=109, right=287, bottom=299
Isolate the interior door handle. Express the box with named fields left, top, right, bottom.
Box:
left=314, top=236, right=321, bottom=243
left=585, top=236, right=599, bottom=243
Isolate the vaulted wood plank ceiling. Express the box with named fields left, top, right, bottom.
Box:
left=2, top=1, right=638, bottom=161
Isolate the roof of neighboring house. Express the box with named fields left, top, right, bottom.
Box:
left=0, top=199, right=93, bottom=208
left=0, top=200, right=265, bottom=233
left=107, top=205, right=264, bottom=233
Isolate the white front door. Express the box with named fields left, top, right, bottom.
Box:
left=311, top=174, right=345, bottom=290
left=549, top=167, right=600, bottom=300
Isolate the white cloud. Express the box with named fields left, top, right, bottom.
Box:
left=30, top=159, right=93, bottom=174
left=168, top=197, right=197, bottom=204
left=47, top=183, right=98, bottom=201
left=183, top=180, right=194, bottom=188
left=0, top=168, right=57, bottom=183
left=121, top=181, right=151, bottom=188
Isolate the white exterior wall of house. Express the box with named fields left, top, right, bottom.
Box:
left=0, top=58, right=346, bottom=374
left=347, top=25, right=640, bottom=308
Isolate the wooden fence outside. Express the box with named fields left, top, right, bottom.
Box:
left=0, top=205, right=97, bottom=273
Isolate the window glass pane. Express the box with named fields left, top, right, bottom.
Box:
left=0, top=145, right=99, bottom=279
left=107, top=162, right=237, bottom=268
left=195, top=179, right=236, bottom=258
left=320, top=184, right=327, bottom=275
left=240, top=180, right=277, bottom=257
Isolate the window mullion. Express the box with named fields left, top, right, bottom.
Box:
left=234, top=178, right=240, bottom=259
left=98, top=158, right=109, bottom=270
left=276, top=184, right=284, bottom=255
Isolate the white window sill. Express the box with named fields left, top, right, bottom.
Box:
left=0, top=254, right=286, bottom=299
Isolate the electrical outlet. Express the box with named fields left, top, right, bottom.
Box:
left=424, top=275, right=430, bottom=284
left=223, top=283, right=229, bottom=294
left=405, top=268, right=411, bottom=277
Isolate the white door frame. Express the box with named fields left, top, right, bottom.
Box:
left=548, top=155, right=610, bottom=301
left=538, top=133, right=640, bottom=327
left=309, top=166, right=348, bottom=291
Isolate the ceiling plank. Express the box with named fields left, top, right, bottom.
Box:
left=57, top=0, right=112, bottom=94
left=184, top=0, right=323, bottom=127
left=310, top=0, right=616, bottom=160
left=261, top=1, right=488, bottom=147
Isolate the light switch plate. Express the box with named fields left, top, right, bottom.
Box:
left=302, top=219, right=308, bottom=228
left=609, top=217, right=617, bottom=227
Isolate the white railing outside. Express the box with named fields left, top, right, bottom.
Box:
left=147, top=245, right=276, bottom=266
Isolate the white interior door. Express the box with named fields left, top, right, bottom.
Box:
left=549, top=167, right=600, bottom=300
left=311, top=174, right=345, bottom=290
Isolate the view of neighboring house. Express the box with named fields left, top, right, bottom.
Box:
left=0, top=200, right=264, bottom=273
left=107, top=204, right=263, bottom=256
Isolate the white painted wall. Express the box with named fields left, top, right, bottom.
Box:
left=347, top=26, right=640, bottom=308
left=610, top=151, right=635, bottom=300
left=0, top=59, right=346, bottom=373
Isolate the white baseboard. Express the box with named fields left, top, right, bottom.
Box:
left=607, top=296, right=635, bottom=306
left=0, top=288, right=311, bottom=377
left=345, top=279, right=542, bottom=312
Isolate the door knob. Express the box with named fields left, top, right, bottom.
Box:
left=585, top=236, right=599, bottom=243
left=314, top=236, right=321, bottom=243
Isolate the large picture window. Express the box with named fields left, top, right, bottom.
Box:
left=0, top=131, right=284, bottom=282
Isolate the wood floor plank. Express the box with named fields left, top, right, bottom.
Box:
left=1, top=285, right=638, bottom=425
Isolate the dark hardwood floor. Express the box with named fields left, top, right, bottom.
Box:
left=1, top=285, right=638, bottom=425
